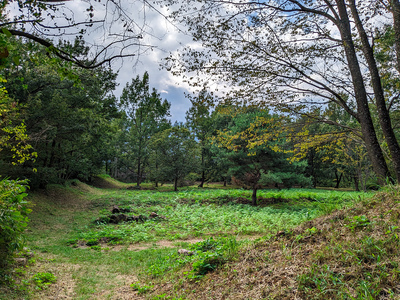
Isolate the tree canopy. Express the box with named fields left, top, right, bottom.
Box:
left=117, top=71, right=171, bottom=185
left=165, top=0, right=400, bottom=184
left=1, top=0, right=167, bottom=68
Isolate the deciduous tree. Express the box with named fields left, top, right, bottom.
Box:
left=215, top=106, right=310, bottom=205
left=166, top=0, right=399, bottom=184
left=1, top=0, right=164, bottom=68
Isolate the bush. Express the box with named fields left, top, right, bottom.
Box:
left=0, top=179, right=31, bottom=273
left=188, top=236, right=239, bottom=277
left=32, top=272, right=57, bottom=290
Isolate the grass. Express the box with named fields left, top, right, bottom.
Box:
left=0, top=176, right=375, bottom=299
left=72, top=187, right=368, bottom=244
left=144, top=184, right=400, bottom=300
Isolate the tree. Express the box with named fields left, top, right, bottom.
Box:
left=0, top=77, right=36, bottom=166
left=166, top=0, right=399, bottom=184
left=149, top=125, right=199, bottom=191
left=215, top=106, right=310, bottom=205
left=185, top=88, right=216, bottom=187
left=346, top=0, right=400, bottom=183
left=0, top=73, right=33, bottom=274
left=1, top=0, right=165, bottom=68
left=287, top=100, right=378, bottom=190
left=384, top=0, right=400, bottom=74
left=118, top=72, right=171, bottom=186
left=0, top=38, right=120, bottom=186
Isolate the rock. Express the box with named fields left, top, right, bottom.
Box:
left=21, top=247, right=34, bottom=258
left=177, top=249, right=194, bottom=256
left=24, top=251, right=34, bottom=258
left=149, top=212, right=159, bottom=218
left=138, top=214, right=148, bottom=222
left=111, top=205, right=131, bottom=214
left=94, top=216, right=110, bottom=224
left=14, top=257, right=28, bottom=266
left=149, top=212, right=166, bottom=220
left=99, top=237, right=110, bottom=243
left=109, top=214, right=127, bottom=224
left=126, top=215, right=147, bottom=223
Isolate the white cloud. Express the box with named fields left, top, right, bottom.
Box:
left=5, top=0, right=194, bottom=122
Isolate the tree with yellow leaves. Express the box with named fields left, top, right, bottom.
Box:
left=0, top=76, right=36, bottom=167
left=215, top=105, right=311, bottom=205
left=288, top=103, right=374, bottom=190
left=0, top=76, right=35, bottom=279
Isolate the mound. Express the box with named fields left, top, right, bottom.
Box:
left=147, top=186, right=400, bottom=299
left=88, top=175, right=123, bottom=189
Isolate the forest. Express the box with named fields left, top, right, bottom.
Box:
left=2, top=0, right=400, bottom=299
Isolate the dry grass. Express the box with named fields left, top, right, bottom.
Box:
left=144, top=186, right=400, bottom=299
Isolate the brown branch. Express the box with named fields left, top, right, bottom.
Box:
left=4, top=28, right=137, bottom=69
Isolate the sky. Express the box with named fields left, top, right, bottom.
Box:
left=6, top=0, right=195, bottom=122
left=100, top=1, right=195, bottom=123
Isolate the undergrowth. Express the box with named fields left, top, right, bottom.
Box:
left=0, top=180, right=375, bottom=299
left=72, top=188, right=369, bottom=246
left=147, top=236, right=240, bottom=280
left=144, top=185, right=400, bottom=299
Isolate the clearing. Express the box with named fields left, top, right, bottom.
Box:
left=1, top=176, right=378, bottom=299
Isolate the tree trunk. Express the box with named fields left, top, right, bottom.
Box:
left=137, top=156, right=141, bottom=186
left=252, top=187, right=257, bottom=206
left=174, top=177, right=178, bottom=191
left=353, top=175, right=360, bottom=192
left=198, top=149, right=205, bottom=187
left=113, top=157, right=118, bottom=178
left=49, top=139, right=56, bottom=168
left=392, top=0, right=400, bottom=74
left=42, top=141, right=49, bottom=168
left=307, top=148, right=317, bottom=188
left=334, top=171, right=343, bottom=189
left=349, top=0, right=400, bottom=183
left=336, top=0, right=390, bottom=184
left=198, top=170, right=205, bottom=188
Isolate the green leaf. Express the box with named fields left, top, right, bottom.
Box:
left=1, top=28, right=12, bottom=38
left=13, top=56, right=20, bottom=65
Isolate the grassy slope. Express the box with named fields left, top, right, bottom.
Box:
left=146, top=186, right=400, bottom=300
left=0, top=176, right=382, bottom=299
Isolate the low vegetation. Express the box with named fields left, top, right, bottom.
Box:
left=0, top=179, right=31, bottom=273
left=0, top=176, right=383, bottom=299
left=145, top=185, right=400, bottom=299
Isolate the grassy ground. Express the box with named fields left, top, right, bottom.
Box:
left=0, top=176, right=375, bottom=299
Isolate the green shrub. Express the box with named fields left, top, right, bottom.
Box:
left=130, top=282, right=153, bottom=294
left=86, top=238, right=99, bottom=246
left=0, top=179, right=30, bottom=275
left=188, top=236, right=239, bottom=277
left=31, top=272, right=57, bottom=290
left=191, top=251, right=225, bottom=276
